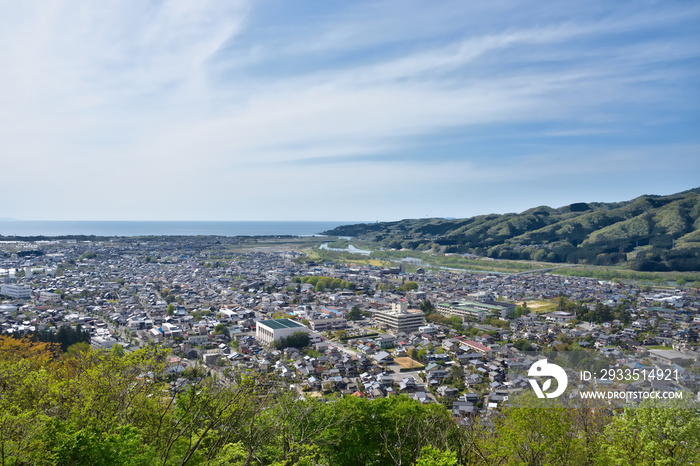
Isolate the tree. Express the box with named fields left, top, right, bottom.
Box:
left=513, top=339, right=533, bottom=352
left=323, top=395, right=453, bottom=466
left=66, top=341, right=91, bottom=358
left=557, top=295, right=569, bottom=313
left=416, top=445, right=458, bottom=466
left=447, top=316, right=462, bottom=328
left=599, top=398, right=700, bottom=465
left=346, top=306, right=362, bottom=321
left=448, top=364, right=464, bottom=384
left=43, top=325, right=91, bottom=352
left=3, top=332, right=699, bottom=466
left=377, top=283, right=395, bottom=292
left=397, top=281, right=419, bottom=292
left=491, top=395, right=579, bottom=465
left=166, top=304, right=175, bottom=316
left=426, top=313, right=447, bottom=325
left=267, top=390, right=344, bottom=464
left=419, top=299, right=434, bottom=315
left=514, top=301, right=530, bottom=318
left=277, top=332, right=311, bottom=350
left=42, top=422, right=157, bottom=466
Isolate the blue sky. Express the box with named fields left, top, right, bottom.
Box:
left=1, top=0, right=698, bottom=221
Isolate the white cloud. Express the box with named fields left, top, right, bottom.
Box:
left=0, top=1, right=697, bottom=220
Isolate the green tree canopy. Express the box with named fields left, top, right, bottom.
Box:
left=276, top=331, right=311, bottom=350
left=346, top=305, right=363, bottom=321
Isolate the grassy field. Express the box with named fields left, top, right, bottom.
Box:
left=300, top=241, right=699, bottom=288
left=224, top=236, right=330, bottom=252
left=370, top=249, right=547, bottom=273
left=394, top=357, right=425, bottom=370
left=307, top=247, right=393, bottom=268
left=310, top=245, right=555, bottom=274
left=548, top=266, right=700, bottom=287
left=523, top=300, right=558, bottom=314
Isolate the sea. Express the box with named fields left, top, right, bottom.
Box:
left=0, top=221, right=352, bottom=237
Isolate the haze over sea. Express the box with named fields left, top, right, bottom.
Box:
left=0, top=221, right=350, bottom=237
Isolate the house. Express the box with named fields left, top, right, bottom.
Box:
left=375, top=335, right=396, bottom=349
left=411, top=391, right=432, bottom=404
left=463, top=340, right=492, bottom=355
left=464, top=374, right=483, bottom=387
left=436, top=385, right=459, bottom=398
left=372, top=351, right=393, bottom=365
left=452, top=401, right=476, bottom=418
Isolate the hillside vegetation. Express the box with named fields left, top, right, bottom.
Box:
left=1, top=337, right=699, bottom=466
left=324, top=188, right=700, bottom=271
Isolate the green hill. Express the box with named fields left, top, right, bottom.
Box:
left=2, top=336, right=699, bottom=465
left=324, top=188, right=700, bottom=271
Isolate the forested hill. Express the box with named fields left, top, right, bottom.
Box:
left=324, top=188, right=700, bottom=271
left=2, top=336, right=699, bottom=465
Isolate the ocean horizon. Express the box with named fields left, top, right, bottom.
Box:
left=0, top=220, right=353, bottom=237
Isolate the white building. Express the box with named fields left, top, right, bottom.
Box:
left=256, top=318, right=311, bottom=345
left=543, top=311, right=577, bottom=324
left=91, top=336, right=119, bottom=350
left=161, top=322, right=182, bottom=338
left=436, top=302, right=490, bottom=321
left=39, top=291, right=61, bottom=302
left=375, top=303, right=425, bottom=333
left=1, top=284, right=31, bottom=299
left=149, top=327, right=164, bottom=341
left=309, top=316, right=347, bottom=332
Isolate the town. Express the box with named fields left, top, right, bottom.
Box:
left=1, top=235, right=699, bottom=419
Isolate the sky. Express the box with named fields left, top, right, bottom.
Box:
left=1, top=0, right=699, bottom=222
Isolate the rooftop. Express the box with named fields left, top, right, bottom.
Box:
left=464, top=340, right=492, bottom=352
left=259, top=318, right=305, bottom=330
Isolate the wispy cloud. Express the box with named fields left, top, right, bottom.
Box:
left=0, top=0, right=697, bottom=220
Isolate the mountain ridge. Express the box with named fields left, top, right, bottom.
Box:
left=323, top=189, right=700, bottom=271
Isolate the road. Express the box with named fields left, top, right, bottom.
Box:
left=331, top=341, right=359, bottom=357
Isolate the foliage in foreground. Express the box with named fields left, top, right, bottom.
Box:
left=1, top=336, right=698, bottom=466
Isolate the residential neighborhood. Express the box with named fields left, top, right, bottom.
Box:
left=1, top=235, right=699, bottom=420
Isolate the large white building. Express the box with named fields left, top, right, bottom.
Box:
left=375, top=302, right=425, bottom=333
left=1, top=284, right=31, bottom=299
left=437, top=302, right=486, bottom=321
left=543, top=311, right=577, bottom=324
left=436, top=301, right=514, bottom=321
left=256, top=318, right=312, bottom=345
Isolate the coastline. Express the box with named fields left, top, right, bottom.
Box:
left=0, top=220, right=351, bottom=238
